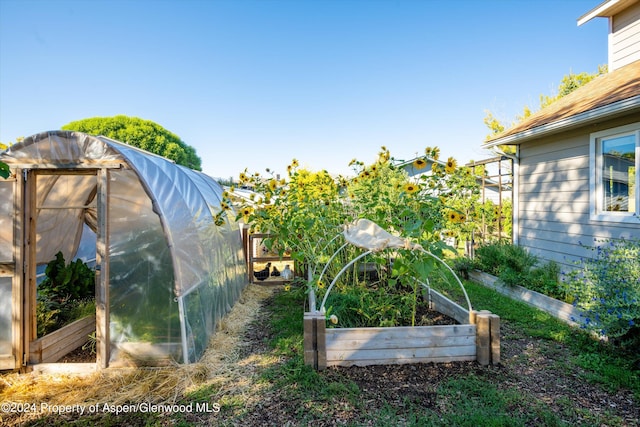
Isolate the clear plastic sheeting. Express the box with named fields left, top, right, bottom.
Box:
left=1, top=131, right=248, bottom=365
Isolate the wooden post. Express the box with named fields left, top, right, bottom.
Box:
left=24, top=170, right=37, bottom=364
left=489, top=314, right=501, bottom=365
left=13, top=170, right=24, bottom=370
left=475, top=313, right=490, bottom=366
left=316, top=315, right=326, bottom=371
left=303, top=312, right=326, bottom=370
left=303, top=313, right=316, bottom=368
left=96, top=168, right=110, bottom=369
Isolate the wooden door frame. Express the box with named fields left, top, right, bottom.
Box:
left=22, top=168, right=111, bottom=369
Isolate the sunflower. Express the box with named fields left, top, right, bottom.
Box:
left=317, top=281, right=325, bottom=289
left=287, top=165, right=293, bottom=175
left=413, top=158, right=427, bottom=169
left=447, top=211, right=460, bottom=223
left=403, top=183, right=419, bottom=194
left=220, top=201, right=231, bottom=211
left=268, top=179, right=278, bottom=192
left=431, top=163, right=439, bottom=174
left=445, top=157, right=457, bottom=174
left=284, top=285, right=291, bottom=292
left=239, top=172, right=248, bottom=183
left=291, top=158, right=299, bottom=168
left=241, top=206, right=253, bottom=222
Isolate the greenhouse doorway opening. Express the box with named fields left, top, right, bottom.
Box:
left=25, top=169, right=107, bottom=370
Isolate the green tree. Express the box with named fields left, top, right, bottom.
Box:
left=484, top=65, right=607, bottom=143
left=1, top=141, right=12, bottom=178
left=62, top=115, right=202, bottom=170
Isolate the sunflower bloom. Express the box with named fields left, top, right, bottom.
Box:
left=445, top=157, right=457, bottom=174
left=284, top=285, right=291, bottom=292
left=241, top=206, right=253, bottom=222
left=404, top=183, right=419, bottom=194
left=220, top=201, right=231, bottom=211
left=448, top=211, right=460, bottom=223
left=268, top=179, right=277, bottom=192
left=413, top=158, right=427, bottom=169
left=317, top=281, right=325, bottom=289
left=239, top=172, right=248, bottom=183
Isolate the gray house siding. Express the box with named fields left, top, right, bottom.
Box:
left=517, top=116, right=640, bottom=269
left=611, top=1, right=640, bottom=70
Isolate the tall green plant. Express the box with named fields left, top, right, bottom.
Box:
left=36, top=251, right=95, bottom=336
left=219, top=146, right=476, bottom=326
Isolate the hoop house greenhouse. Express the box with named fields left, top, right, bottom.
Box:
left=0, top=130, right=247, bottom=370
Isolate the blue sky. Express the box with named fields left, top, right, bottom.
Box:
left=0, top=0, right=608, bottom=180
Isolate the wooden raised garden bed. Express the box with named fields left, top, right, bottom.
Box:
left=29, top=315, right=95, bottom=364
left=468, top=270, right=582, bottom=326
left=304, top=289, right=500, bottom=369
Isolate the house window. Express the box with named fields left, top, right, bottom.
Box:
left=590, top=122, right=640, bottom=222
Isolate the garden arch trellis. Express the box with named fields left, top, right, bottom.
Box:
left=0, top=131, right=247, bottom=371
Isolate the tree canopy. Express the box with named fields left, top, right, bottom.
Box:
left=484, top=65, right=608, bottom=144
left=62, top=115, right=202, bottom=170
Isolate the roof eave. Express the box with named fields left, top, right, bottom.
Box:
left=577, top=0, right=638, bottom=26
left=481, top=95, right=640, bottom=149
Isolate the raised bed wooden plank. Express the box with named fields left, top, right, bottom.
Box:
left=325, top=324, right=477, bottom=367
left=29, top=316, right=95, bottom=364
left=327, top=324, right=475, bottom=339
left=328, top=354, right=475, bottom=367
left=428, top=289, right=471, bottom=324
left=469, top=270, right=581, bottom=326
left=326, top=345, right=476, bottom=366
left=326, top=325, right=476, bottom=349
left=326, top=334, right=475, bottom=351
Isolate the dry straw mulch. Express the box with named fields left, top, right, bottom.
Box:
left=0, top=284, right=276, bottom=426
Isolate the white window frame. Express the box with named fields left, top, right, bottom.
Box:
left=589, top=122, right=640, bottom=223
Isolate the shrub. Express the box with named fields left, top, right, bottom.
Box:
left=474, top=242, right=537, bottom=285
left=39, top=251, right=95, bottom=301
left=472, top=243, right=566, bottom=299
left=563, top=239, right=640, bottom=350
left=36, top=252, right=95, bottom=337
